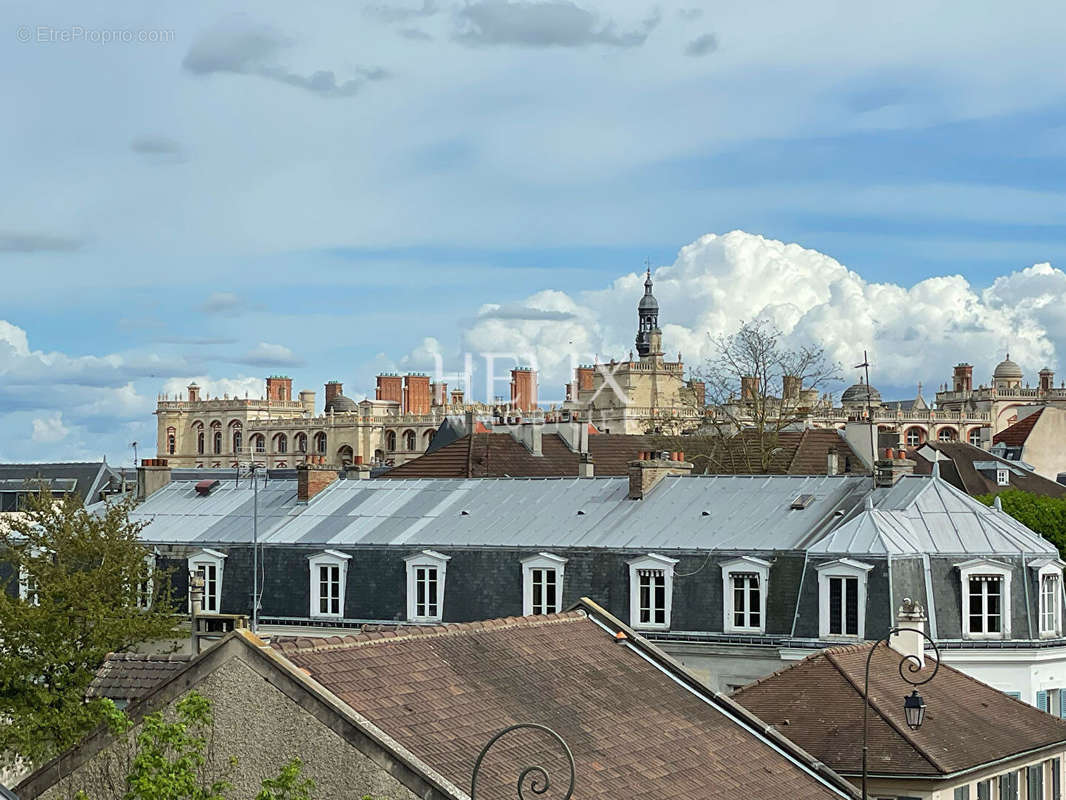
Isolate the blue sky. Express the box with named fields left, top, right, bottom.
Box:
left=3, top=0, right=1066, bottom=464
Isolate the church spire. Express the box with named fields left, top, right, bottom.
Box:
left=635, top=265, right=660, bottom=358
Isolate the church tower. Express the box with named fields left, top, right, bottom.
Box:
left=635, top=269, right=661, bottom=359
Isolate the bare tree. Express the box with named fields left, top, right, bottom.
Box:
left=697, top=319, right=841, bottom=472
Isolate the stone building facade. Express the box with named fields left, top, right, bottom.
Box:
left=154, top=371, right=537, bottom=469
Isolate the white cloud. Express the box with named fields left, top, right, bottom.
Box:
left=31, top=412, right=70, bottom=443
left=234, top=342, right=304, bottom=368
left=161, top=375, right=265, bottom=400
left=455, top=231, right=1066, bottom=400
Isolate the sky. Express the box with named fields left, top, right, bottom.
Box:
left=3, top=0, right=1066, bottom=465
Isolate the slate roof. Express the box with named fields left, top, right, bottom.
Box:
left=0, top=462, right=122, bottom=505
left=909, top=441, right=1066, bottom=498
left=132, top=473, right=869, bottom=551
left=807, top=473, right=1057, bottom=556
left=733, top=641, right=1066, bottom=776
left=381, top=429, right=867, bottom=479
left=86, top=653, right=191, bottom=701
left=272, top=605, right=856, bottom=799
left=993, top=408, right=1044, bottom=447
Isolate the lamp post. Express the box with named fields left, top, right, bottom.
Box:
left=861, top=627, right=940, bottom=799
left=470, top=723, right=575, bottom=800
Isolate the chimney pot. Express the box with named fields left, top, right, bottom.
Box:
left=889, top=597, right=927, bottom=667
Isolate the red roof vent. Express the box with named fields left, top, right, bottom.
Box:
left=195, top=479, right=220, bottom=496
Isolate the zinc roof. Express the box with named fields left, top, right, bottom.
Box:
left=131, top=474, right=869, bottom=551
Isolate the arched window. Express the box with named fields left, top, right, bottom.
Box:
left=969, top=428, right=983, bottom=447
left=275, top=434, right=287, bottom=454
left=386, top=430, right=397, bottom=451
left=167, top=427, right=176, bottom=455
left=403, top=430, right=416, bottom=450
left=197, top=431, right=205, bottom=455
left=937, top=427, right=957, bottom=442
left=213, top=431, right=223, bottom=454
left=905, top=428, right=923, bottom=447
left=233, top=430, right=242, bottom=454
left=338, top=445, right=354, bottom=466
left=295, top=433, right=307, bottom=453
left=252, top=434, right=266, bottom=453
left=314, top=432, right=327, bottom=454
left=423, top=430, right=434, bottom=448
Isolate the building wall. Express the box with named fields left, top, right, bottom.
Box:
left=1023, top=408, right=1066, bottom=481
left=28, top=653, right=423, bottom=800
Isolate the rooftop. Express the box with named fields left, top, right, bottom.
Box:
left=86, top=653, right=191, bottom=702
left=733, top=640, right=1066, bottom=776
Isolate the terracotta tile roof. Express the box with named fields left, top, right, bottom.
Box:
left=382, top=430, right=867, bottom=478
left=733, top=641, right=1066, bottom=776
left=86, top=653, right=192, bottom=701
left=273, top=611, right=851, bottom=799
left=993, top=408, right=1044, bottom=447
left=908, top=441, right=1066, bottom=498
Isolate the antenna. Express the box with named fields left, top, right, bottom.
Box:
left=130, top=441, right=139, bottom=466
left=853, top=351, right=877, bottom=491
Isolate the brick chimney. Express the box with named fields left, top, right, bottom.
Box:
left=875, top=449, right=916, bottom=487
left=266, top=376, right=293, bottom=403
left=782, top=375, right=802, bottom=401
left=740, top=375, right=760, bottom=401
left=297, top=464, right=338, bottom=503
left=1040, top=367, right=1055, bottom=395
left=325, top=381, right=343, bottom=405
left=889, top=597, right=927, bottom=668
left=404, top=374, right=432, bottom=414
left=450, top=388, right=464, bottom=405
left=137, top=458, right=171, bottom=500
left=510, top=367, right=538, bottom=413
left=952, top=363, right=973, bottom=393
left=376, top=374, right=403, bottom=405
left=187, top=382, right=200, bottom=402
left=628, top=452, right=693, bottom=499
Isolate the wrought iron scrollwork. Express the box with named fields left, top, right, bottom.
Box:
left=470, top=723, right=575, bottom=800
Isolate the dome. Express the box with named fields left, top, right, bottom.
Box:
left=324, top=393, right=358, bottom=413
left=993, top=354, right=1023, bottom=380
left=841, top=378, right=882, bottom=406
left=638, top=270, right=658, bottom=311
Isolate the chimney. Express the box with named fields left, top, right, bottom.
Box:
left=137, top=458, right=171, bottom=500
left=510, top=367, right=538, bottom=413
left=298, top=390, right=316, bottom=415
left=782, top=375, right=802, bottom=402
left=297, top=464, right=338, bottom=502
left=266, top=376, right=293, bottom=403
left=325, top=381, right=343, bottom=405
left=451, top=388, right=464, bottom=405
left=843, top=420, right=876, bottom=469
left=741, top=375, right=760, bottom=401
left=1040, top=367, right=1055, bottom=395
left=889, top=597, right=927, bottom=668
left=345, top=462, right=372, bottom=480
left=953, top=363, right=973, bottom=393
left=521, top=422, right=542, bottom=456
left=628, top=452, right=694, bottom=499
left=187, top=382, right=200, bottom=402
left=578, top=452, right=595, bottom=478
left=874, top=449, right=916, bottom=487
left=189, top=571, right=205, bottom=654
left=826, top=447, right=838, bottom=475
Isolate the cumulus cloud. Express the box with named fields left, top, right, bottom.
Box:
left=32, top=412, right=70, bottom=443
left=364, top=0, right=439, bottom=23
left=0, top=232, right=84, bottom=253
left=453, top=231, right=1066, bottom=402
left=454, top=1, right=660, bottom=48
left=162, top=375, right=265, bottom=399
left=476, top=303, right=578, bottom=321
left=183, top=19, right=388, bottom=98
left=684, top=33, right=718, bottom=57
left=232, top=342, right=304, bottom=368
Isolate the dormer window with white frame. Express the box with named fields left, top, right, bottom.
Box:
left=521, top=553, right=567, bottom=616
left=308, top=550, right=351, bottom=618
left=628, top=553, right=679, bottom=631
left=816, top=559, right=874, bottom=639
left=721, top=557, right=771, bottom=634
left=1031, top=558, right=1065, bottom=638
left=957, top=559, right=1012, bottom=639
left=997, top=468, right=1010, bottom=487
left=188, top=549, right=226, bottom=613
left=404, top=550, right=450, bottom=622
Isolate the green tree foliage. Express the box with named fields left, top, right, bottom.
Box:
left=0, top=488, right=181, bottom=768
left=976, top=489, right=1066, bottom=556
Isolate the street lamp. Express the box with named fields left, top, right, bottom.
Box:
left=862, top=627, right=940, bottom=799
left=471, top=723, right=575, bottom=800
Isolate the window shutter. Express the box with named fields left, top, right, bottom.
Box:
left=1038, top=690, right=1049, bottom=712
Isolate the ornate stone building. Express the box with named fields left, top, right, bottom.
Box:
left=155, top=371, right=538, bottom=469
left=562, top=270, right=707, bottom=434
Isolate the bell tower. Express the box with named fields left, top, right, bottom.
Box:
left=635, top=268, right=660, bottom=359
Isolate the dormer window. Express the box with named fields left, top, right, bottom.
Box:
left=308, top=550, right=351, bottom=618
left=721, top=557, right=771, bottom=634
left=628, top=553, right=679, bottom=631
left=816, top=559, right=874, bottom=639
left=957, top=559, right=1012, bottom=640
left=521, top=553, right=567, bottom=616
left=404, top=550, right=450, bottom=622
left=997, top=468, right=1010, bottom=487
left=1031, top=558, right=1065, bottom=638
left=188, top=549, right=226, bottom=613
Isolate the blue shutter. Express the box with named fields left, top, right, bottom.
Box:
left=1038, top=690, right=1049, bottom=712
left=1059, top=690, right=1066, bottom=719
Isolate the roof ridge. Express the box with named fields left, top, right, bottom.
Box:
left=275, top=610, right=588, bottom=654
left=824, top=643, right=949, bottom=774
left=731, top=649, right=833, bottom=696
